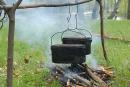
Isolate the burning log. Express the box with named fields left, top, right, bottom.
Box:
left=54, top=66, right=92, bottom=87
left=50, top=64, right=113, bottom=87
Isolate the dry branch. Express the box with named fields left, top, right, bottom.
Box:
left=104, top=36, right=130, bottom=43
left=72, top=74, right=91, bottom=86
left=87, top=68, right=108, bottom=87
left=95, top=34, right=130, bottom=43
left=0, top=0, right=93, bottom=9
left=13, top=0, right=23, bottom=10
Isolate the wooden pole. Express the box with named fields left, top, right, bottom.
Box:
left=98, top=0, right=108, bottom=61
left=0, top=0, right=93, bottom=9
left=6, top=1, right=22, bottom=87
left=7, top=9, right=15, bottom=87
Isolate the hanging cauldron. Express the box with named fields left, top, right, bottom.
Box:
left=51, top=29, right=92, bottom=64
left=62, top=37, right=92, bottom=55
left=51, top=44, right=86, bottom=64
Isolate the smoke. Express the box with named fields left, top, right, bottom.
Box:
left=86, top=54, right=98, bottom=69
left=5, top=0, right=100, bottom=65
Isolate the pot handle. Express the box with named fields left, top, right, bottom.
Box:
left=76, top=28, right=92, bottom=38
left=51, top=29, right=87, bottom=46
left=51, top=28, right=92, bottom=46
left=51, top=31, right=62, bottom=46
left=60, top=28, right=92, bottom=40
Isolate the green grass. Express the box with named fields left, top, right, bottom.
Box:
left=92, top=20, right=130, bottom=87
left=0, top=27, right=61, bottom=87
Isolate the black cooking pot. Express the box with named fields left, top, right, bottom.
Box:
left=62, top=37, right=92, bottom=55
left=51, top=44, right=86, bottom=64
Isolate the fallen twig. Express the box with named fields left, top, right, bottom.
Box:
left=95, top=34, right=130, bottom=43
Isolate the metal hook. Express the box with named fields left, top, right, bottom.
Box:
left=50, top=0, right=92, bottom=46
left=75, top=0, right=78, bottom=29
left=67, top=0, right=71, bottom=30
left=0, top=11, right=6, bottom=30
left=60, top=29, right=86, bottom=41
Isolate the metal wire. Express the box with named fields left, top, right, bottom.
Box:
left=51, top=28, right=92, bottom=46
left=51, top=31, right=63, bottom=46
left=60, top=28, right=87, bottom=40
left=76, top=28, right=92, bottom=38
left=75, top=0, right=78, bottom=29
left=51, top=0, right=72, bottom=46
left=50, top=0, right=92, bottom=46
left=66, top=0, right=71, bottom=30
left=0, top=10, right=7, bottom=30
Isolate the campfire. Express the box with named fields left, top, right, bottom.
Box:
left=50, top=64, right=113, bottom=87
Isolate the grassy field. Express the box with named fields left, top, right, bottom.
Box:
left=0, top=27, right=60, bottom=87
left=92, top=20, right=130, bottom=87
left=0, top=20, right=130, bottom=87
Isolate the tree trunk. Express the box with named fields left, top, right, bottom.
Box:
left=127, top=0, right=130, bottom=19
left=108, top=0, right=121, bottom=19
left=92, top=1, right=99, bottom=19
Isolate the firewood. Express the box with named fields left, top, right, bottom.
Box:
left=67, top=79, right=71, bottom=87
left=95, top=70, right=113, bottom=77
left=55, top=66, right=65, bottom=75
left=51, top=64, right=112, bottom=87
left=104, top=66, right=113, bottom=70
left=78, top=72, right=86, bottom=75
left=87, top=68, right=108, bottom=87
left=76, top=82, right=89, bottom=87
left=71, top=74, right=91, bottom=86
left=73, top=85, right=84, bottom=87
